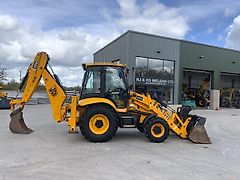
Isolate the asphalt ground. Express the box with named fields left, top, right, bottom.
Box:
left=0, top=105, right=240, bottom=180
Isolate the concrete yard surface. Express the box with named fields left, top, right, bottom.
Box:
left=0, top=105, right=240, bottom=180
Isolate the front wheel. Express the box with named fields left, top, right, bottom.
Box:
left=144, top=118, right=169, bottom=143
left=79, top=105, right=118, bottom=142
left=136, top=124, right=144, bottom=133
left=197, top=97, right=207, bottom=107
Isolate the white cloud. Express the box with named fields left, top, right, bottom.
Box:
left=0, top=14, right=18, bottom=30
left=178, top=1, right=240, bottom=21
left=0, top=14, right=119, bottom=86
left=217, top=34, right=223, bottom=41
left=224, top=7, right=240, bottom=17
left=0, top=0, right=191, bottom=86
left=226, top=15, right=240, bottom=50
left=4, top=67, right=22, bottom=82
left=52, top=66, right=84, bottom=87
left=206, top=27, right=214, bottom=34
left=117, top=0, right=189, bottom=38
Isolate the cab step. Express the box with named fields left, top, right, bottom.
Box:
left=120, top=115, right=137, bottom=128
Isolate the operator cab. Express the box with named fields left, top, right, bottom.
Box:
left=81, top=63, right=129, bottom=108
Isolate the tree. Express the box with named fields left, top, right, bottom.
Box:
left=0, top=66, right=7, bottom=84
left=4, top=79, right=19, bottom=90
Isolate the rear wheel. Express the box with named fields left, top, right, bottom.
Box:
left=79, top=105, right=118, bottom=142
left=144, top=118, right=169, bottom=143
left=197, top=97, right=207, bottom=107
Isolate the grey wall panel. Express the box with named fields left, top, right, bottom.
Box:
left=94, top=33, right=128, bottom=64
left=219, top=50, right=240, bottom=74
left=129, top=32, right=179, bottom=61
left=180, top=41, right=240, bottom=73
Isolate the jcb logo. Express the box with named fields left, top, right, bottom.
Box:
left=33, top=60, right=39, bottom=70
left=49, top=85, right=57, bottom=97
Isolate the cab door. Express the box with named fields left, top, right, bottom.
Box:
left=104, top=67, right=128, bottom=108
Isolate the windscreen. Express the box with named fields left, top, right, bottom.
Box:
left=105, top=67, right=126, bottom=92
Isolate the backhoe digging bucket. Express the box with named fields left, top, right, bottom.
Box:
left=188, top=116, right=211, bottom=144
left=9, top=107, right=33, bottom=134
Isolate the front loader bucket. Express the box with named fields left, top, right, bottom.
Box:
left=188, top=117, right=211, bottom=144
left=9, top=107, right=33, bottom=134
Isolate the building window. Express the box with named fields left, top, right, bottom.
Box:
left=163, top=60, right=174, bottom=78
left=148, top=58, right=164, bottom=78
left=135, top=57, right=147, bottom=78
left=135, top=57, right=175, bottom=103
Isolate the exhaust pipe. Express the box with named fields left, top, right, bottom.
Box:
left=188, top=116, right=211, bottom=144
left=9, top=107, right=33, bottom=134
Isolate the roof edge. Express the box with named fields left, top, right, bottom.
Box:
left=127, top=30, right=240, bottom=53
left=93, top=30, right=129, bottom=55
left=94, top=30, right=240, bottom=54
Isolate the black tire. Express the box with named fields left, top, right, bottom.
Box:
left=197, top=97, right=207, bottom=107
left=144, top=118, right=169, bottom=143
left=136, top=124, right=144, bottom=133
left=79, top=105, right=118, bottom=142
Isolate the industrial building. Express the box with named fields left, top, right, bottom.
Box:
left=94, top=30, right=240, bottom=105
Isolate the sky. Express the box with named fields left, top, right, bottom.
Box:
left=0, top=0, right=240, bottom=86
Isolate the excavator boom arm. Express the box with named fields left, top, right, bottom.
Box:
left=9, top=52, right=67, bottom=134
left=11, top=52, right=49, bottom=106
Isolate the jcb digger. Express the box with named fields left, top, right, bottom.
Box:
left=0, top=87, right=11, bottom=109
left=9, top=52, right=211, bottom=143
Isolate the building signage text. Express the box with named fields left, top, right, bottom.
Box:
left=136, top=77, right=174, bottom=86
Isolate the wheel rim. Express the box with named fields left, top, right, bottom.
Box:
left=199, top=99, right=204, bottom=106
left=150, top=123, right=165, bottom=138
left=89, top=114, right=110, bottom=135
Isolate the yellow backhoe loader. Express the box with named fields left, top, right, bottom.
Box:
left=0, top=86, right=11, bottom=109
left=9, top=52, right=211, bottom=143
